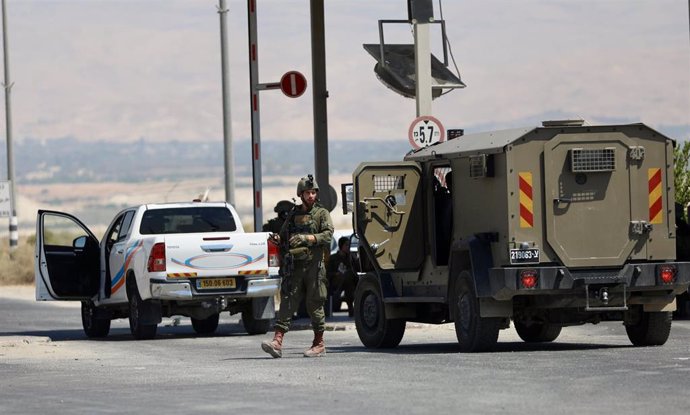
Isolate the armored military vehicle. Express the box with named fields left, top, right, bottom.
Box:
left=343, top=121, right=690, bottom=352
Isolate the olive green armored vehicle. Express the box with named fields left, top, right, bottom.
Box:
left=343, top=121, right=690, bottom=352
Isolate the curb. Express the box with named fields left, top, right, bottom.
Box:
left=0, top=336, right=52, bottom=346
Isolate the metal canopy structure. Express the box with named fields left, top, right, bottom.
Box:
left=363, top=43, right=465, bottom=99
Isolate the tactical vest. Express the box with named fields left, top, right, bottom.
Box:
left=286, top=206, right=326, bottom=263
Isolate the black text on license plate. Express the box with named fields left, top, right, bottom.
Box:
left=510, top=249, right=540, bottom=264
left=197, top=278, right=236, bottom=290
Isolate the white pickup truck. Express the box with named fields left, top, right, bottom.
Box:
left=35, top=201, right=281, bottom=340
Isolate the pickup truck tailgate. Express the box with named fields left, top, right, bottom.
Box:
left=163, top=232, right=272, bottom=277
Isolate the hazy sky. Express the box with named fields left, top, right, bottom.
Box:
left=3, top=0, right=690, bottom=143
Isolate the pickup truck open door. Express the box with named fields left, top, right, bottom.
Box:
left=35, top=210, right=100, bottom=301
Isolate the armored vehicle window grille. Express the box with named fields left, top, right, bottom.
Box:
left=374, top=175, right=404, bottom=192
left=570, top=148, right=615, bottom=172
left=469, top=155, right=487, bottom=178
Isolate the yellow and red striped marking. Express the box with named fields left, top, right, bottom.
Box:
left=167, top=272, right=198, bottom=279
left=519, top=172, right=534, bottom=228
left=239, top=270, right=267, bottom=275
left=648, top=168, right=663, bottom=224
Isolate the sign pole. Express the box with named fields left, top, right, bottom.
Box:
left=413, top=12, right=432, bottom=117
left=218, top=0, right=235, bottom=206
left=247, top=0, right=264, bottom=231
left=1, top=0, right=17, bottom=252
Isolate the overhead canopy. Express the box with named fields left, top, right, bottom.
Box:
left=363, top=44, right=466, bottom=99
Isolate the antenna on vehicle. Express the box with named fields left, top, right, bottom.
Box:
left=196, top=187, right=211, bottom=202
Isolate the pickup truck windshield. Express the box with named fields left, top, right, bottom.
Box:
left=139, top=207, right=237, bottom=234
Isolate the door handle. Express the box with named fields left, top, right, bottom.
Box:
left=553, top=197, right=572, bottom=204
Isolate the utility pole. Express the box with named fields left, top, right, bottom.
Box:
left=1, top=0, right=17, bottom=252
left=218, top=0, right=235, bottom=205
left=310, top=0, right=335, bottom=211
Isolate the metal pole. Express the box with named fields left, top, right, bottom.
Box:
left=310, top=0, right=334, bottom=211
left=218, top=0, right=235, bottom=205
left=413, top=22, right=432, bottom=117
left=1, top=0, right=17, bottom=251
left=247, top=0, right=263, bottom=230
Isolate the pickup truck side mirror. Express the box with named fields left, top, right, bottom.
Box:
left=73, top=235, right=87, bottom=249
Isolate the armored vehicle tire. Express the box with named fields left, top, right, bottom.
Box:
left=81, top=301, right=111, bottom=338
left=625, top=310, right=672, bottom=346
left=127, top=280, right=157, bottom=340
left=514, top=320, right=561, bottom=343
left=241, top=310, right=271, bottom=335
left=191, top=313, right=220, bottom=335
left=354, top=274, right=406, bottom=348
left=452, top=273, right=500, bottom=352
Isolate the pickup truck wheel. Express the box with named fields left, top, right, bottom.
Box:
left=625, top=310, right=672, bottom=346
left=127, top=282, right=157, bottom=340
left=452, top=273, right=500, bottom=352
left=241, top=311, right=271, bottom=335
left=354, top=274, right=405, bottom=348
left=191, top=313, right=220, bottom=335
left=81, top=301, right=110, bottom=338
left=514, top=320, right=561, bottom=343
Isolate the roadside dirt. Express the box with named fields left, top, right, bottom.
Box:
left=1, top=285, right=35, bottom=301
left=0, top=284, right=91, bottom=360
left=1, top=285, right=79, bottom=307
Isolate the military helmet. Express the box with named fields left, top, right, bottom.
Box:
left=274, top=200, right=295, bottom=213
left=296, top=174, right=319, bottom=196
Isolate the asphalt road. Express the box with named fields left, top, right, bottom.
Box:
left=2, top=289, right=690, bottom=414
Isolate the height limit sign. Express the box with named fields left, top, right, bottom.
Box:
left=408, top=115, right=445, bottom=150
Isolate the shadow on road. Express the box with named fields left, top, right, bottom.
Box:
left=0, top=323, right=256, bottom=342
left=325, top=341, right=631, bottom=355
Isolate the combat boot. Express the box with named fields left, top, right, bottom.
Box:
left=303, top=331, right=326, bottom=357
left=261, top=329, right=285, bottom=358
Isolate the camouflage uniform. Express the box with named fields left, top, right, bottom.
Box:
left=275, top=203, right=334, bottom=332
left=261, top=175, right=333, bottom=358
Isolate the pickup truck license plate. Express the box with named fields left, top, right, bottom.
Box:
left=509, top=248, right=540, bottom=265
left=197, top=278, right=236, bottom=290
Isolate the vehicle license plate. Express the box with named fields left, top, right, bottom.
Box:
left=196, top=278, right=236, bottom=289
left=509, top=248, right=540, bottom=265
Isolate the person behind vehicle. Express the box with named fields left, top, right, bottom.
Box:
left=261, top=174, right=334, bottom=358
left=262, top=200, right=295, bottom=233
left=676, top=202, right=690, bottom=261
left=328, top=236, right=357, bottom=317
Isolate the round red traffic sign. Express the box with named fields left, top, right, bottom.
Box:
left=408, top=115, right=445, bottom=150
left=280, top=71, right=307, bottom=98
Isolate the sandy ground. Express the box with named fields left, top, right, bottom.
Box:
left=1, top=284, right=36, bottom=301
left=9, top=175, right=355, bottom=237
left=1, top=284, right=78, bottom=307
left=0, top=285, right=90, bottom=359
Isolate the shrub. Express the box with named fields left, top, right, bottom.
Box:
left=0, top=236, right=35, bottom=285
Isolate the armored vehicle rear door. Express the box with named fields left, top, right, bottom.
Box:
left=543, top=132, right=639, bottom=267
left=354, top=162, right=424, bottom=270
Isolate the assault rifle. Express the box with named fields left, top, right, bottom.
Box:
left=274, top=207, right=297, bottom=295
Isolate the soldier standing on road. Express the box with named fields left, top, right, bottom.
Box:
left=261, top=175, right=334, bottom=358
